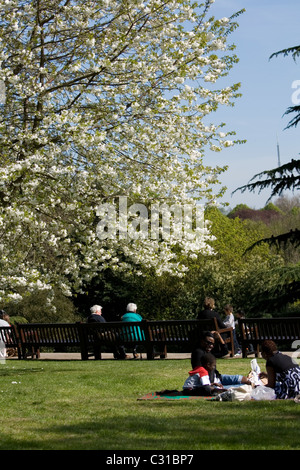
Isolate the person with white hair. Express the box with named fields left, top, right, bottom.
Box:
left=121, top=303, right=144, bottom=359
left=126, top=303, right=138, bottom=313
left=87, top=304, right=127, bottom=360
left=87, top=305, right=106, bottom=323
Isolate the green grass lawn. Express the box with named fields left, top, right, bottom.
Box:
left=0, top=357, right=299, bottom=450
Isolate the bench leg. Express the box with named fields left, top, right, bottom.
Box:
left=146, top=345, right=155, bottom=360
left=21, top=346, right=40, bottom=359
left=242, top=345, right=247, bottom=358
left=160, top=345, right=167, bottom=359
left=80, top=351, right=89, bottom=360
left=93, top=346, right=101, bottom=360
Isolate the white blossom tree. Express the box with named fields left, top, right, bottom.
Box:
left=0, top=0, right=244, bottom=305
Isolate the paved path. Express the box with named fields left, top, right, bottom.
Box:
left=7, top=351, right=295, bottom=361
left=21, top=352, right=193, bottom=361
left=7, top=351, right=250, bottom=361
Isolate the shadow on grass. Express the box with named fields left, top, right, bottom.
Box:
left=0, top=366, right=86, bottom=376
left=0, top=367, right=44, bottom=376
left=1, top=401, right=300, bottom=450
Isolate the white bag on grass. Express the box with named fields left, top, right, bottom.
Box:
left=251, top=385, right=276, bottom=401
left=231, top=384, right=253, bottom=401
left=216, top=385, right=253, bottom=401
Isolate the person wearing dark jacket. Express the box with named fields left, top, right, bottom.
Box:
left=197, top=297, right=229, bottom=357
left=87, top=304, right=126, bottom=359
left=197, top=297, right=227, bottom=329
left=87, top=305, right=106, bottom=323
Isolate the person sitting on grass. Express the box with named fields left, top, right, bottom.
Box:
left=259, top=340, right=300, bottom=399
left=191, top=331, right=251, bottom=388
left=182, top=353, right=224, bottom=396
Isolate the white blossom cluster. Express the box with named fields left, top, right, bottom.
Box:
left=0, top=0, right=243, bottom=304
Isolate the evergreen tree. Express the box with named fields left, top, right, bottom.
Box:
left=235, top=44, right=300, bottom=250
left=234, top=44, right=300, bottom=311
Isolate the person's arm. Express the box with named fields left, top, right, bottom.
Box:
left=260, top=366, right=276, bottom=388
left=211, top=331, right=225, bottom=345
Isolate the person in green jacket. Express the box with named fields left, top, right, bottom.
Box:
left=121, top=303, right=145, bottom=359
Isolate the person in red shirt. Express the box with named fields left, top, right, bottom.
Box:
left=182, top=352, right=224, bottom=396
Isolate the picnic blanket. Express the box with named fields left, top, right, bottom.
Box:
left=138, top=389, right=300, bottom=402
left=138, top=390, right=214, bottom=401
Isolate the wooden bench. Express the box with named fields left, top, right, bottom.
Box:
left=79, top=318, right=234, bottom=360
left=238, top=317, right=300, bottom=358
left=212, top=318, right=234, bottom=357
left=146, top=318, right=234, bottom=358
left=80, top=319, right=215, bottom=360
left=78, top=321, right=149, bottom=360
left=17, top=323, right=85, bottom=359
left=0, top=325, right=22, bottom=359
left=11, top=322, right=152, bottom=360
left=2, top=319, right=234, bottom=360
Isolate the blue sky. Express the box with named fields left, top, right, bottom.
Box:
left=205, top=0, right=300, bottom=209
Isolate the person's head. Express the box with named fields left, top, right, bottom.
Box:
left=199, top=331, right=215, bottom=352
left=203, top=297, right=215, bottom=310
left=224, top=304, right=233, bottom=314
left=0, top=310, right=9, bottom=323
left=235, top=309, right=245, bottom=319
left=90, top=305, right=102, bottom=315
left=201, top=352, right=216, bottom=373
left=261, top=340, right=278, bottom=359
left=126, top=303, right=137, bottom=313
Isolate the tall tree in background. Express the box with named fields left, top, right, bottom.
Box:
left=235, top=44, right=300, bottom=309
left=236, top=44, right=300, bottom=247
left=271, top=45, right=300, bottom=130
left=0, top=0, right=244, bottom=305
